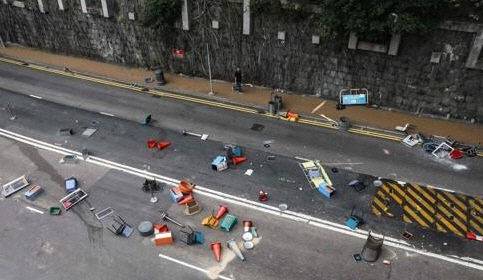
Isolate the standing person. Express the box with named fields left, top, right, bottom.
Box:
left=234, top=67, right=242, bottom=93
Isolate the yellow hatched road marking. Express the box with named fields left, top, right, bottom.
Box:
left=470, top=199, right=483, bottom=212
left=437, top=193, right=467, bottom=221
left=388, top=182, right=405, bottom=199
left=411, top=183, right=436, bottom=204
left=470, top=209, right=483, bottom=224
left=382, top=184, right=403, bottom=205
left=403, top=206, right=430, bottom=227
left=407, top=187, right=435, bottom=213
left=444, top=192, right=467, bottom=211
left=437, top=204, right=467, bottom=232
left=405, top=195, right=435, bottom=223
left=437, top=217, right=464, bottom=236
left=470, top=220, right=483, bottom=235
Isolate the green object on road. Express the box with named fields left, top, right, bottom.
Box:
left=220, top=214, right=237, bottom=232
left=50, top=207, right=61, bottom=215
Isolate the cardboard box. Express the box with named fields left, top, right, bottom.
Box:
left=152, top=232, right=173, bottom=246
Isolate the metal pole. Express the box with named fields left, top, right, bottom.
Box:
left=206, top=43, right=214, bottom=95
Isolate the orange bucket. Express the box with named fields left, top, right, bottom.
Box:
left=178, top=180, right=195, bottom=194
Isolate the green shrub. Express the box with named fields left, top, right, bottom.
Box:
left=142, top=0, right=184, bottom=32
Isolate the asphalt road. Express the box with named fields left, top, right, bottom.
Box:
left=0, top=61, right=482, bottom=198
left=0, top=137, right=481, bottom=280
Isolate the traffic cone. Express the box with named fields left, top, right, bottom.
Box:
left=147, top=139, right=156, bottom=149
left=215, top=205, right=228, bottom=219
left=243, top=220, right=252, bottom=232
left=178, top=180, right=194, bottom=194
left=227, top=239, right=245, bottom=261
left=232, top=156, right=247, bottom=165
left=157, top=142, right=171, bottom=150
left=259, top=191, right=268, bottom=202
left=177, top=194, right=194, bottom=205
left=211, top=242, right=222, bottom=262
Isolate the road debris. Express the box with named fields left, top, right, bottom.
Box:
left=346, top=207, right=364, bottom=230
left=153, top=232, right=173, bottom=245
left=220, top=214, right=237, bottom=232
left=95, top=207, right=114, bottom=220
left=245, top=169, right=253, bottom=176
left=159, top=210, right=185, bottom=228
left=263, top=140, right=275, bottom=148
left=81, top=127, right=97, bottom=137
left=266, top=155, right=276, bottom=160
left=228, top=239, right=245, bottom=261
left=60, top=154, right=78, bottom=164
left=383, top=259, right=391, bottom=265
left=64, top=177, right=78, bottom=193
left=23, top=185, right=43, bottom=201
left=49, top=206, right=61, bottom=215
left=2, top=175, right=29, bottom=197
left=141, top=114, right=152, bottom=126
left=182, top=129, right=209, bottom=140
left=402, top=134, right=422, bottom=147
left=107, top=216, right=133, bottom=237
left=352, top=253, right=362, bottom=262
left=211, top=242, right=222, bottom=262
left=348, top=180, right=367, bottom=192
left=361, top=232, right=384, bottom=262
left=299, top=160, right=335, bottom=198
left=258, top=191, right=268, bottom=202
left=58, top=128, right=73, bottom=136
left=278, top=203, right=288, bottom=211
left=59, top=188, right=88, bottom=210
left=211, top=155, right=228, bottom=171
left=138, top=221, right=154, bottom=236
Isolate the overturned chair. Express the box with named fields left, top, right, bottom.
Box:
left=361, top=231, right=384, bottom=262
left=107, top=216, right=133, bottom=238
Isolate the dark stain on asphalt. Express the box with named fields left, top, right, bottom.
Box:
left=18, top=144, right=104, bottom=248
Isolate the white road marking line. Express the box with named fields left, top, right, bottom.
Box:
left=311, top=100, right=326, bottom=113
left=26, top=206, right=44, bottom=214
left=322, top=162, right=364, bottom=165
left=159, top=254, right=233, bottom=280
left=99, top=111, right=115, bottom=117
left=319, top=114, right=335, bottom=123
left=295, top=156, right=311, bottom=161
left=1, top=127, right=483, bottom=271
left=29, top=94, right=43, bottom=99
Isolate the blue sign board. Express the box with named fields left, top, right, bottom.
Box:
left=342, top=94, right=368, bottom=105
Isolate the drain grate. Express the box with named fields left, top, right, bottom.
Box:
left=250, top=123, right=265, bottom=132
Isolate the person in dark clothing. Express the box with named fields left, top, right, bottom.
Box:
left=234, top=67, right=242, bottom=92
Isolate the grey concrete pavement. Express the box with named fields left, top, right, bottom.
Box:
left=0, top=138, right=481, bottom=280
left=0, top=82, right=482, bottom=261
left=0, top=61, right=482, bottom=198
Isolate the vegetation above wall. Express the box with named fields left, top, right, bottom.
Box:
left=141, top=0, right=183, bottom=32
left=251, top=0, right=483, bottom=40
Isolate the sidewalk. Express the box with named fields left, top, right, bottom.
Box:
left=1, top=45, right=482, bottom=145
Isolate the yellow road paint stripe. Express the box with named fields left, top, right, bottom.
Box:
left=373, top=196, right=392, bottom=216
left=372, top=207, right=382, bottom=216
left=470, top=211, right=483, bottom=225
left=382, top=184, right=403, bottom=205
left=443, top=192, right=467, bottom=211
left=438, top=194, right=467, bottom=221
left=407, top=187, right=435, bottom=213
left=437, top=218, right=464, bottom=236
left=470, top=199, right=483, bottom=212
left=298, top=119, right=338, bottom=129
left=347, top=128, right=404, bottom=141
left=411, top=183, right=436, bottom=204
left=388, top=182, right=406, bottom=198
left=405, top=195, right=435, bottom=223
left=437, top=205, right=467, bottom=232
left=470, top=220, right=483, bottom=235
left=404, top=206, right=430, bottom=227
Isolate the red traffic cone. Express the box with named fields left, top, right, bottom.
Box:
left=211, top=242, right=222, bottom=262
left=232, top=156, right=247, bottom=165
left=147, top=139, right=157, bottom=149
left=243, top=220, right=252, bottom=232
left=177, top=194, right=194, bottom=205
left=157, top=142, right=171, bottom=150
left=259, top=191, right=268, bottom=202
left=215, top=205, right=228, bottom=219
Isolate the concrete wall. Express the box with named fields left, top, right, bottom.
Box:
left=1, top=0, right=483, bottom=121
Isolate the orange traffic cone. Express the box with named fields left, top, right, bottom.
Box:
left=211, top=242, right=222, bottom=262
left=215, top=205, right=228, bottom=219
left=147, top=139, right=157, bottom=149
left=177, top=194, right=194, bottom=205
left=232, top=156, right=247, bottom=165
left=157, top=142, right=171, bottom=150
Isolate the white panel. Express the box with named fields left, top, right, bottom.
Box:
left=181, top=0, right=189, bottom=31
left=101, top=0, right=109, bottom=18
left=12, top=1, right=25, bottom=8
left=128, top=12, right=135, bottom=20
left=312, top=35, right=320, bottom=45
left=37, top=0, right=45, bottom=13
left=212, top=20, right=219, bottom=29
left=242, top=0, right=250, bottom=35
left=277, top=31, right=285, bottom=40
left=80, top=0, right=87, bottom=13
left=57, top=0, right=64, bottom=10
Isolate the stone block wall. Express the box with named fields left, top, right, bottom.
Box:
left=0, top=0, right=482, bottom=121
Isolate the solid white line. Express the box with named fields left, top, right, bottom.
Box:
left=295, top=156, right=311, bottom=161
left=1, top=128, right=483, bottom=271
left=99, top=111, right=115, bottom=117
left=319, top=114, right=335, bottom=123
left=158, top=254, right=233, bottom=280
left=26, top=206, right=44, bottom=214
left=29, top=94, right=43, bottom=99
left=311, top=100, right=326, bottom=114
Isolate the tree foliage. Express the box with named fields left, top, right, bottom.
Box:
left=319, top=0, right=442, bottom=40
left=142, top=0, right=184, bottom=32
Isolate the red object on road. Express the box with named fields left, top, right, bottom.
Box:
left=211, top=242, right=222, bottom=262
left=147, top=139, right=157, bottom=149
left=259, top=191, right=268, bottom=202
left=232, top=156, right=247, bottom=165
left=215, top=205, right=228, bottom=219
left=450, top=149, right=463, bottom=159
left=157, top=142, right=171, bottom=150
